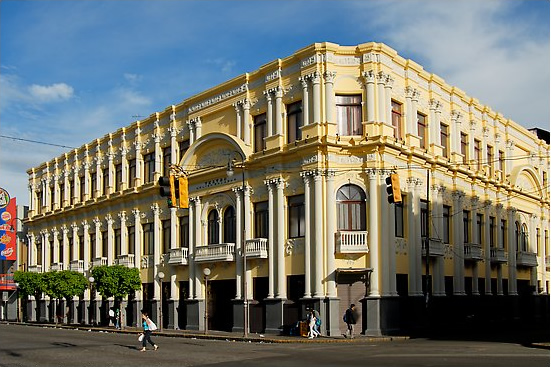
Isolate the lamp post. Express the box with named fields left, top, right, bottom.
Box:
left=15, top=282, right=20, bottom=323
left=157, top=271, right=165, bottom=331
left=203, top=267, right=211, bottom=334
left=226, top=151, right=248, bottom=338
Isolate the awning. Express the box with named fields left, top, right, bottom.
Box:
left=335, top=268, right=373, bottom=286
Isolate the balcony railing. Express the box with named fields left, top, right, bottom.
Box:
left=28, top=265, right=42, bottom=273
left=116, top=254, right=135, bottom=268
left=463, top=243, right=483, bottom=261
left=167, top=247, right=189, bottom=265
left=245, top=238, right=268, bottom=259
left=422, top=239, right=445, bottom=257
left=516, top=251, right=538, bottom=267
left=195, top=243, right=235, bottom=263
left=69, top=260, right=84, bottom=273
left=336, top=231, right=369, bottom=253
left=490, top=247, right=508, bottom=263
left=91, top=257, right=108, bottom=267
left=50, top=262, right=64, bottom=271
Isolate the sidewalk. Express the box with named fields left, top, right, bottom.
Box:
left=4, top=321, right=409, bottom=344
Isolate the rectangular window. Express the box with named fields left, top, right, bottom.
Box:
left=417, top=112, right=427, bottom=149
left=254, top=113, right=267, bottom=153
left=144, top=153, right=155, bottom=184
left=69, top=180, right=75, bottom=205
left=500, top=219, right=506, bottom=249
left=443, top=205, right=451, bottom=244
left=162, top=219, right=170, bottom=255
left=128, top=159, right=137, bottom=188
left=287, top=101, right=303, bottom=144
left=78, top=235, right=84, bottom=261
left=288, top=195, right=305, bottom=238
left=89, top=233, right=95, bottom=261
left=49, top=185, right=54, bottom=209
left=59, top=183, right=65, bottom=206
left=391, top=100, right=403, bottom=140
left=498, top=150, right=505, bottom=172
left=536, top=228, right=541, bottom=255
left=102, top=167, right=109, bottom=195
left=476, top=213, right=483, bottom=244
left=114, top=228, right=121, bottom=258
left=254, top=201, right=269, bottom=238
left=395, top=200, right=404, bottom=238
left=79, top=176, right=85, bottom=202
left=68, top=236, right=73, bottom=261
left=420, top=200, right=428, bottom=238
left=115, top=164, right=123, bottom=191
left=163, top=147, right=171, bottom=177
left=474, top=139, right=481, bottom=171
left=101, top=230, right=108, bottom=257
left=128, top=225, right=135, bottom=255
left=490, top=216, right=496, bottom=247
left=143, top=223, right=154, bottom=255
left=90, top=172, right=97, bottom=198
left=336, top=95, right=362, bottom=136
left=440, top=123, right=449, bottom=157
left=179, top=216, right=189, bottom=248
left=487, top=145, right=494, bottom=176
left=460, top=133, right=468, bottom=164
left=36, top=240, right=42, bottom=265
left=463, top=211, right=470, bottom=244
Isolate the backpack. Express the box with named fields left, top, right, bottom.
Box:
left=343, top=311, right=347, bottom=323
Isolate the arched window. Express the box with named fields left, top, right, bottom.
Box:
left=208, top=209, right=219, bottom=245
left=223, top=206, right=236, bottom=243
left=515, top=221, right=520, bottom=252
left=521, top=223, right=529, bottom=252
left=336, top=184, right=366, bottom=231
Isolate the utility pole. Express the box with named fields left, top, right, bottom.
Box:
left=425, top=169, right=430, bottom=308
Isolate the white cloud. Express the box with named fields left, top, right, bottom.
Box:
left=28, top=83, right=74, bottom=102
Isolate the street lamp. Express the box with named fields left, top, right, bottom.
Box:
left=226, top=151, right=248, bottom=338
left=88, top=276, right=95, bottom=325
left=203, top=267, right=211, bottom=334
left=157, top=271, right=165, bottom=331
left=15, top=282, right=20, bottom=323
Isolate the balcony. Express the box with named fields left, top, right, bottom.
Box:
left=69, top=260, right=84, bottom=273
left=28, top=265, right=42, bottom=273
left=116, top=254, right=135, bottom=268
left=167, top=248, right=189, bottom=265
left=463, top=243, right=483, bottom=261
left=50, top=262, right=64, bottom=271
left=422, top=238, right=445, bottom=257
left=91, top=257, right=108, bottom=267
left=336, top=231, right=369, bottom=254
left=195, top=243, right=235, bottom=263
left=490, top=247, right=508, bottom=263
left=516, top=251, right=538, bottom=267
left=245, top=238, right=268, bottom=259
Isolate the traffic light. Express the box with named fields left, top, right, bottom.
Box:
left=158, top=175, right=177, bottom=207
left=386, top=173, right=402, bottom=204
left=178, top=176, right=189, bottom=209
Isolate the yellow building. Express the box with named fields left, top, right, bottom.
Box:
left=25, top=42, right=549, bottom=336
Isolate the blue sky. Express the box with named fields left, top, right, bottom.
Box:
left=1, top=0, right=549, bottom=206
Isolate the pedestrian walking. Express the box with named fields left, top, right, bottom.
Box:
left=307, top=310, right=320, bottom=339
left=115, top=308, right=121, bottom=329
left=139, top=312, right=159, bottom=352
left=343, top=304, right=358, bottom=339
left=313, top=309, right=322, bottom=336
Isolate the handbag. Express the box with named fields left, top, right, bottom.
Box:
left=138, top=333, right=144, bottom=342
left=147, top=318, right=158, bottom=331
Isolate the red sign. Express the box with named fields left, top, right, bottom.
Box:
left=0, top=190, right=16, bottom=261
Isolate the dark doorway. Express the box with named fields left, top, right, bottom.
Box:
left=209, top=279, right=235, bottom=332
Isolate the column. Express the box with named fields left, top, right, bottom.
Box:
left=41, top=230, right=49, bottom=272
left=52, top=228, right=60, bottom=265
left=324, top=71, right=336, bottom=123
left=275, top=179, right=286, bottom=299
left=93, top=218, right=101, bottom=260
left=483, top=201, right=492, bottom=295
left=384, top=75, right=393, bottom=125
left=193, top=198, right=202, bottom=298
left=234, top=188, right=243, bottom=300
left=244, top=184, right=252, bottom=300
left=432, top=185, right=445, bottom=296
left=265, top=91, right=273, bottom=136
left=380, top=170, right=392, bottom=297
left=363, top=71, right=376, bottom=123
left=83, top=160, right=90, bottom=202
left=470, top=197, right=479, bottom=295
left=234, top=104, right=242, bottom=141
left=275, top=87, right=283, bottom=136
left=95, top=146, right=102, bottom=198
left=134, top=141, right=142, bottom=187
left=121, top=148, right=128, bottom=191
left=429, top=100, right=439, bottom=147
left=507, top=207, right=518, bottom=295
left=62, top=226, right=69, bottom=266
left=132, top=209, right=142, bottom=268
left=407, top=178, right=423, bottom=296
left=312, top=71, right=321, bottom=124
left=83, top=221, right=90, bottom=271
left=265, top=181, right=275, bottom=298
left=152, top=203, right=162, bottom=301
left=299, top=77, right=310, bottom=125
left=106, top=214, right=114, bottom=265
left=325, top=170, right=337, bottom=298
left=71, top=223, right=79, bottom=261
left=243, top=100, right=251, bottom=146
left=154, top=133, right=161, bottom=180
left=452, top=191, right=466, bottom=295
left=107, top=152, right=114, bottom=195
left=119, top=212, right=128, bottom=256
left=63, top=171, right=70, bottom=206
left=496, top=203, right=504, bottom=295
left=195, top=117, right=202, bottom=140
left=313, top=172, right=324, bottom=298
left=376, top=72, right=386, bottom=124
left=187, top=120, right=196, bottom=145
left=188, top=199, right=196, bottom=300
left=368, top=170, right=380, bottom=297
left=53, top=171, right=60, bottom=210
left=301, top=173, right=312, bottom=298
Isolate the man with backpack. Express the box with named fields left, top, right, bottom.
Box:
left=343, top=304, right=357, bottom=338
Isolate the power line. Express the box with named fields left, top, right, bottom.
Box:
left=0, top=135, right=76, bottom=150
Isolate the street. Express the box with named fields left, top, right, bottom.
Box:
left=0, top=323, right=548, bottom=367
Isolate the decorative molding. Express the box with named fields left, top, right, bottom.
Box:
left=188, top=84, right=247, bottom=113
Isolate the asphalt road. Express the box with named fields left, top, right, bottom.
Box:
left=0, top=323, right=548, bottom=367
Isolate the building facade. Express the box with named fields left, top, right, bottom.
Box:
left=24, top=42, right=549, bottom=335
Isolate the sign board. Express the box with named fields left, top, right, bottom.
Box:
left=0, top=188, right=16, bottom=261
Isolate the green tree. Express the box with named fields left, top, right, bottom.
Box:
left=91, top=265, right=141, bottom=301
left=13, top=271, right=44, bottom=298
left=42, top=270, right=88, bottom=325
